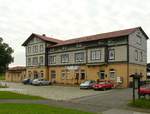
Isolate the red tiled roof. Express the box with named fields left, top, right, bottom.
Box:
left=49, top=27, right=147, bottom=48
left=9, top=66, right=26, bottom=71
left=22, top=33, right=63, bottom=46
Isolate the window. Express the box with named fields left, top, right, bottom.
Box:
left=91, top=50, right=101, bottom=60
left=135, top=50, right=138, bottom=61
left=108, top=49, right=115, bottom=60
left=32, top=57, right=38, bottom=65
left=109, top=69, right=116, bottom=80
left=27, top=58, right=31, bottom=66
left=40, top=71, right=44, bottom=78
left=49, top=55, right=56, bottom=64
left=40, top=44, right=44, bottom=52
left=62, top=46, right=67, bottom=50
left=51, top=70, right=56, bottom=79
left=28, top=47, right=31, bottom=54
left=99, top=71, right=105, bottom=79
left=136, top=34, right=142, bottom=45
left=75, top=52, right=84, bottom=62
left=35, top=45, right=38, bottom=53
left=61, top=54, right=69, bottom=63
left=80, top=70, right=85, bottom=80
left=61, top=70, right=65, bottom=80
left=39, top=56, right=44, bottom=65
left=140, top=51, right=143, bottom=62
left=32, top=46, right=35, bottom=53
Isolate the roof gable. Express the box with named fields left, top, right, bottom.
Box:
left=22, top=33, right=63, bottom=46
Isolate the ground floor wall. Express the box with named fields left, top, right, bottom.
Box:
left=6, top=63, right=146, bottom=87
left=48, top=63, right=146, bottom=88
left=128, top=64, right=147, bottom=83
left=48, top=64, right=128, bottom=87
left=5, top=71, right=26, bottom=82
left=26, top=66, right=49, bottom=80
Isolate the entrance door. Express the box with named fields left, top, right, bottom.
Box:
left=51, top=70, right=56, bottom=83
left=75, top=73, right=79, bottom=84
left=33, top=71, right=38, bottom=79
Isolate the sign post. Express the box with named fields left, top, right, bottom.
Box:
left=130, top=73, right=142, bottom=103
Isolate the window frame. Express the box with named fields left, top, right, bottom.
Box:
left=61, top=54, right=69, bottom=63
left=27, top=58, right=31, bottom=66
left=109, top=69, right=116, bottom=80
left=49, top=55, right=56, bottom=64
left=91, top=50, right=101, bottom=60
left=108, top=49, right=115, bottom=60
left=135, top=50, right=138, bottom=61
left=39, top=56, right=44, bottom=65
left=75, top=52, right=84, bottom=62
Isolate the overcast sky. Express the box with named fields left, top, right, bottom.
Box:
left=0, top=0, right=150, bottom=66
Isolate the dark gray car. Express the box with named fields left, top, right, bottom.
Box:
left=80, top=80, right=96, bottom=89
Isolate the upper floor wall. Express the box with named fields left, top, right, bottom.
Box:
left=48, top=45, right=128, bottom=66
left=26, top=37, right=46, bottom=56
left=25, top=36, right=57, bottom=67
left=128, top=29, right=147, bottom=65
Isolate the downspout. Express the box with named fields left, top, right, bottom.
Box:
left=127, top=36, right=130, bottom=87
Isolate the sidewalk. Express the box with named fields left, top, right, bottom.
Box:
left=102, top=109, right=149, bottom=114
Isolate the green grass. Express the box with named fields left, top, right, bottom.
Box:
left=0, top=91, right=45, bottom=99
left=129, top=99, right=150, bottom=109
left=0, top=73, right=5, bottom=80
left=0, top=103, right=94, bottom=114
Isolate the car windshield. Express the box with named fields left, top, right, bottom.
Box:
left=83, top=81, right=90, bottom=84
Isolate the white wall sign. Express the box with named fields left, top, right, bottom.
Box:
left=65, top=66, right=79, bottom=70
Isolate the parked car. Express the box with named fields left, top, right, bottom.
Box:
left=32, top=78, right=51, bottom=86
left=138, top=86, right=150, bottom=96
left=80, top=80, right=96, bottom=89
left=92, top=81, right=113, bottom=90
left=22, top=78, right=33, bottom=84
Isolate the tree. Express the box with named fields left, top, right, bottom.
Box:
left=0, top=37, right=14, bottom=73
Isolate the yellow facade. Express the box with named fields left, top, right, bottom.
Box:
left=5, top=70, right=26, bottom=82
left=48, top=63, right=146, bottom=88
left=128, top=64, right=147, bottom=82
left=26, top=66, right=49, bottom=80
left=5, top=64, right=146, bottom=87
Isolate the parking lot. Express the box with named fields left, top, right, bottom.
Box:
left=0, top=81, right=111, bottom=100
left=1, top=81, right=149, bottom=113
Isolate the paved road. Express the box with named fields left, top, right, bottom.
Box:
left=0, top=81, right=106, bottom=100
left=0, top=81, right=150, bottom=114
left=70, top=88, right=133, bottom=109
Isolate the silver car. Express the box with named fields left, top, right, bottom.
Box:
left=32, top=78, right=51, bottom=86
left=80, top=80, right=96, bottom=89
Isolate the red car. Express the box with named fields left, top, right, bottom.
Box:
left=138, top=86, right=150, bottom=96
left=93, top=81, right=113, bottom=90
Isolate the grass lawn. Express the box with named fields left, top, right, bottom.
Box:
left=0, top=91, right=45, bottom=99
left=0, top=103, right=94, bottom=114
left=0, top=73, right=5, bottom=80
left=129, top=98, right=150, bottom=109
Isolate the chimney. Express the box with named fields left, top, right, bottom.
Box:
left=42, top=34, right=46, bottom=36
